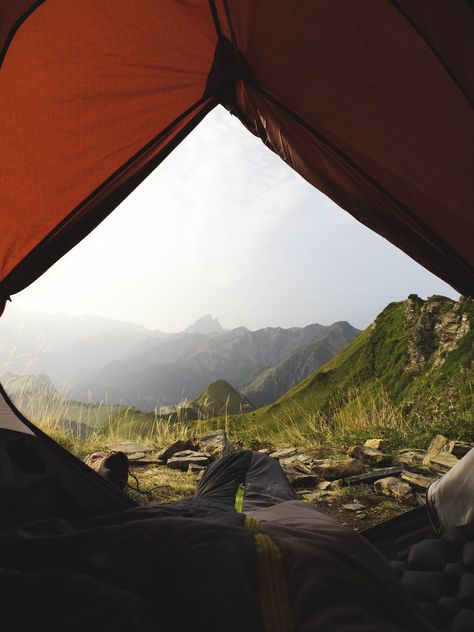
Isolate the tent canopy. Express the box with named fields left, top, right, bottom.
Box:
left=1, top=0, right=473, bottom=309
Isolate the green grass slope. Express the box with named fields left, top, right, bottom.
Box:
left=241, top=295, right=473, bottom=445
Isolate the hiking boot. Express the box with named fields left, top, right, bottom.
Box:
left=84, top=451, right=129, bottom=489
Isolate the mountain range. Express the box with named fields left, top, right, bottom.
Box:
left=72, top=320, right=359, bottom=410
left=0, top=307, right=360, bottom=410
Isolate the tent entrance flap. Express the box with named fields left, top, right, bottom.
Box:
left=0, top=382, right=136, bottom=526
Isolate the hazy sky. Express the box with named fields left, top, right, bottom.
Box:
left=11, top=106, right=457, bottom=332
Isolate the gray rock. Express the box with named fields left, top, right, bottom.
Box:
left=106, top=442, right=154, bottom=455
left=422, top=434, right=449, bottom=466
left=364, top=439, right=390, bottom=451
left=270, top=447, right=298, bottom=459
left=374, top=476, right=417, bottom=506
left=344, top=466, right=403, bottom=485
left=195, top=430, right=232, bottom=460
left=393, top=450, right=425, bottom=467
left=167, top=451, right=210, bottom=470
left=400, top=470, right=436, bottom=490
left=428, top=452, right=458, bottom=474
left=158, top=439, right=197, bottom=463
left=347, top=445, right=392, bottom=466
left=187, top=463, right=206, bottom=474
left=342, top=502, right=366, bottom=512
left=312, top=458, right=366, bottom=479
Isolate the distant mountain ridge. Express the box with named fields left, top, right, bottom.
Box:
left=73, top=320, right=360, bottom=410
left=241, top=321, right=360, bottom=407
left=184, top=314, right=223, bottom=335
left=1, top=306, right=361, bottom=412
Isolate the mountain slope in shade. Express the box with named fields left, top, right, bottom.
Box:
left=192, top=379, right=254, bottom=417
left=241, top=321, right=360, bottom=407
left=250, top=295, right=473, bottom=433
left=169, top=379, right=255, bottom=422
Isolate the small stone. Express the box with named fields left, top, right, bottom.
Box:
left=295, top=453, right=313, bottom=465
left=270, top=447, right=298, bottom=459
left=342, top=502, right=366, bottom=512
left=355, top=512, right=367, bottom=520
left=347, top=445, right=392, bottom=466
left=374, top=476, right=417, bottom=506
left=317, top=481, right=332, bottom=490
left=364, top=439, right=390, bottom=451
left=393, top=450, right=425, bottom=467
left=187, top=463, right=205, bottom=474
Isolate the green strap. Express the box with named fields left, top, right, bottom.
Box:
left=234, top=482, right=245, bottom=512
left=244, top=517, right=294, bottom=632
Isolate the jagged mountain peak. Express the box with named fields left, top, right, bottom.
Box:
left=184, top=314, right=223, bottom=335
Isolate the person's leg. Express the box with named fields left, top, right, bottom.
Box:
left=241, top=451, right=297, bottom=512
left=195, top=450, right=296, bottom=512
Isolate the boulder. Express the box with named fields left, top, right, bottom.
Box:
left=422, top=434, right=449, bottom=466
left=159, top=430, right=232, bottom=464
left=373, top=476, right=417, bottom=506
left=311, top=458, right=366, bottom=479
left=347, top=445, right=392, bottom=466
left=364, top=439, right=390, bottom=451
left=195, top=430, right=232, bottom=460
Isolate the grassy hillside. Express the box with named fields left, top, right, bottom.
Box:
left=224, top=295, right=473, bottom=448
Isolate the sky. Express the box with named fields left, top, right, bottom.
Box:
left=11, top=106, right=458, bottom=333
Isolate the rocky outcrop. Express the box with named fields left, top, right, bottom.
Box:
left=404, top=295, right=470, bottom=371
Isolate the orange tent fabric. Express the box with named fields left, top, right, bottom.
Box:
left=1, top=1, right=473, bottom=310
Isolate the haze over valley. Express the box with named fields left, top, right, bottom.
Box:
left=0, top=306, right=359, bottom=410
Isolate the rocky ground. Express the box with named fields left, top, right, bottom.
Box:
left=105, top=431, right=472, bottom=532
